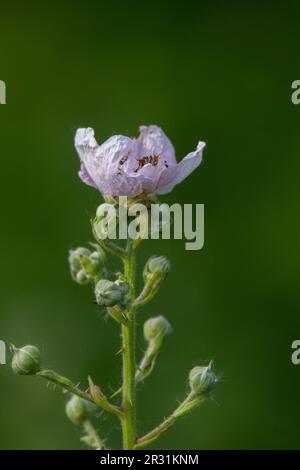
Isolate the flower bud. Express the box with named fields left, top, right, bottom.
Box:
left=144, top=315, right=171, bottom=343
left=89, top=245, right=106, bottom=266
left=144, top=256, right=170, bottom=280
left=135, top=256, right=170, bottom=307
left=143, top=256, right=170, bottom=291
left=65, top=395, right=97, bottom=426
left=69, top=246, right=104, bottom=285
left=11, top=345, right=41, bottom=375
left=189, top=362, right=218, bottom=395
left=94, top=279, right=125, bottom=307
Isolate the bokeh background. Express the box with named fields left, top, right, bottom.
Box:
left=1, top=0, right=300, bottom=449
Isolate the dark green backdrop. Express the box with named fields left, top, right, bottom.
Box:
left=1, top=0, right=300, bottom=449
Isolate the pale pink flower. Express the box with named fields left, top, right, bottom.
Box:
left=75, top=125, right=205, bottom=196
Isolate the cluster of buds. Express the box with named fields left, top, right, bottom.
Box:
left=68, top=245, right=106, bottom=285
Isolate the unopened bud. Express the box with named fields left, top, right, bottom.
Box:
left=65, top=395, right=97, bottom=425
left=144, top=316, right=171, bottom=343
left=134, top=257, right=170, bottom=308
left=11, top=345, right=41, bottom=375
left=95, top=279, right=125, bottom=307
left=89, top=245, right=106, bottom=266
left=189, top=362, right=217, bottom=395
left=69, top=246, right=104, bottom=285
left=144, top=256, right=170, bottom=284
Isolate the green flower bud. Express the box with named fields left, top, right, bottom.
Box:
left=144, top=256, right=170, bottom=282
left=189, top=362, right=218, bottom=395
left=143, top=256, right=170, bottom=293
left=144, top=315, right=171, bottom=343
left=76, top=269, right=89, bottom=284
left=94, top=279, right=124, bottom=307
left=69, top=246, right=105, bottom=285
left=134, top=256, right=170, bottom=307
left=90, top=245, right=106, bottom=266
left=11, top=345, right=41, bottom=375
left=69, top=247, right=92, bottom=285
left=69, top=247, right=91, bottom=271
left=65, top=395, right=97, bottom=426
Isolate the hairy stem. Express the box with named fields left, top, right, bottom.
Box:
left=134, top=392, right=207, bottom=449
left=91, top=221, right=126, bottom=259
left=37, top=369, right=93, bottom=403
left=37, top=369, right=122, bottom=417
left=83, top=420, right=107, bottom=450
left=121, top=241, right=137, bottom=449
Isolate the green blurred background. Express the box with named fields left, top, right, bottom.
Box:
left=1, top=0, right=300, bottom=449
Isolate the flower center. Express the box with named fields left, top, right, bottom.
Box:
left=137, top=155, right=160, bottom=169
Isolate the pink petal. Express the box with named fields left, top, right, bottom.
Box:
left=75, top=128, right=134, bottom=193
left=135, top=125, right=176, bottom=165
left=155, top=141, right=205, bottom=194
left=98, top=135, right=135, bottom=178
left=106, top=172, right=156, bottom=196
left=78, top=163, right=97, bottom=189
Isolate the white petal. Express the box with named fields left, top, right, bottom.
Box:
left=97, top=135, right=135, bottom=178
left=75, top=128, right=104, bottom=189
left=75, top=128, right=134, bottom=192
left=106, top=172, right=155, bottom=196
left=155, top=141, right=205, bottom=194
left=135, top=125, right=176, bottom=165
left=78, top=163, right=97, bottom=188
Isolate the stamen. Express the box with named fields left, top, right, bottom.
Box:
left=137, top=154, right=160, bottom=170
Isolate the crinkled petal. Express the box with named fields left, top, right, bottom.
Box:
left=106, top=172, right=155, bottom=196
left=75, top=126, right=205, bottom=196
left=135, top=125, right=176, bottom=165
left=97, top=135, right=135, bottom=178
left=75, top=128, right=134, bottom=193
left=75, top=128, right=104, bottom=190
left=155, top=141, right=205, bottom=194
left=78, top=163, right=97, bottom=189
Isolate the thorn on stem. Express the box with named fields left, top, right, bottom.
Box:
left=116, top=347, right=125, bottom=355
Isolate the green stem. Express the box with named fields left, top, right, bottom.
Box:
left=134, top=392, right=207, bottom=449
left=121, top=241, right=137, bottom=449
left=37, top=369, right=94, bottom=403
left=37, top=369, right=122, bottom=417
left=83, top=419, right=107, bottom=450
left=91, top=220, right=126, bottom=259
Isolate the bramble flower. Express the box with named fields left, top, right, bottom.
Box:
left=12, top=124, right=217, bottom=451
left=75, top=125, right=205, bottom=196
